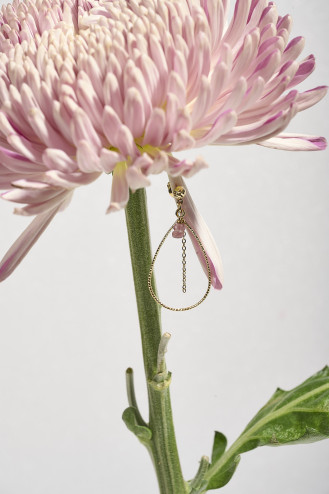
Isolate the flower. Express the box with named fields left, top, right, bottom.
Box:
left=0, top=0, right=326, bottom=282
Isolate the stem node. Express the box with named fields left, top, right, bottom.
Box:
left=189, top=456, right=210, bottom=493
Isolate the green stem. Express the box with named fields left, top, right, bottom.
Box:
left=125, top=188, right=188, bottom=494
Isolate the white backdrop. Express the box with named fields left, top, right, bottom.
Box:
left=0, top=1, right=328, bottom=493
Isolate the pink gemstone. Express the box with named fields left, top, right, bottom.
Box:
left=172, top=223, right=185, bottom=238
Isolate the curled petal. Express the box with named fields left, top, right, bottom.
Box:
left=168, top=155, right=209, bottom=178
left=126, top=155, right=153, bottom=191
left=172, top=130, right=195, bottom=151
left=106, top=162, right=129, bottom=213
left=148, top=151, right=169, bottom=174
left=168, top=175, right=223, bottom=290
left=126, top=167, right=151, bottom=191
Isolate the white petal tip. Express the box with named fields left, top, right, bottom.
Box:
left=106, top=203, right=124, bottom=214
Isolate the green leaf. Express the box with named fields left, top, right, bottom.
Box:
left=122, top=406, right=152, bottom=445
left=211, top=432, right=227, bottom=463
left=242, top=365, right=329, bottom=447
left=207, top=431, right=238, bottom=490
left=205, top=367, right=329, bottom=491
left=207, top=455, right=240, bottom=490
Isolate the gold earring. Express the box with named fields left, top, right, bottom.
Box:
left=148, top=183, right=212, bottom=311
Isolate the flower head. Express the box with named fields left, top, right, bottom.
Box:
left=0, top=0, right=326, bottom=281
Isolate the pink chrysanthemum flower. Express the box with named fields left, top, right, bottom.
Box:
left=0, top=0, right=327, bottom=283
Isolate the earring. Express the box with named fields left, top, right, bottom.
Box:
left=148, top=183, right=212, bottom=311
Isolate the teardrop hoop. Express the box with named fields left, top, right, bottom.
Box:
left=148, top=219, right=212, bottom=312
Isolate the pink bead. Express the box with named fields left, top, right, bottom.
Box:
left=172, top=223, right=185, bottom=238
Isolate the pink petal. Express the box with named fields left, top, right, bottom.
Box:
left=102, top=105, right=122, bottom=143
left=0, top=204, right=61, bottom=282
left=76, top=72, right=104, bottom=131
left=103, top=73, right=124, bottom=120
left=99, top=148, right=122, bottom=173
left=76, top=140, right=102, bottom=172
left=14, top=190, right=71, bottom=216
left=10, top=180, right=50, bottom=190
left=216, top=104, right=296, bottom=144
left=172, top=130, right=195, bottom=151
left=167, top=71, right=186, bottom=107
left=42, top=149, right=77, bottom=173
left=71, top=108, right=102, bottom=152
left=219, top=77, right=248, bottom=114
left=123, top=61, right=152, bottom=119
left=223, top=0, right=251, bottom=48
left=194, top=109, right=237, bottom=146
left=0, top=175, right=23, bottom=189
left=182, top=156, right=209, bottom=178
left=168, top=155, right=208, bottom=177
left=124, top=87, right=145, bottom=138
left=115, top=125, right=138, bottom=157
left=238, top=76, right=265, bottom=113
left=143, top=108, right=166, bottom=146
left=27, top=107, right=73, bottom=153
left=0, top=147, right=43, bottom=173
left=191, top=75, right=211, bottom=127
left=282, top=36, right=305, bottom=64
left=287, top=55, right=315, bottom=89
left=7, top=134, right=43, bottom=162
left=209, top=61, right=229, bottom=109
left=2, top=187, right=61, bottom=204
left=125, top=154, right=153, bottom=191
left=168, top=175, right=223, bottom=290
left=206, top=0, right=226, bottom=56
left=42, top=170, right=100, bottom=188
left=126, top=166, right=151, bottom=191
left=230, top=33, right=259, bottom=84
left=165, top=92, right=180, bottom=142
left=137, top=53, right=161, bottom=106
left=296, top=86, right=328, bottom=112
left=249, top=49, right=281, bottom=84
left=258, top=133, right=327, bottom=151
left=260, top=5, right=279, bottom=30
left=149, top=34, right=169, bottom=94
left=149, top=151, right=168, bottom=174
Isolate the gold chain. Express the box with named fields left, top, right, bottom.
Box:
left=148, top=220, right=212, bottom=311
left=182, top=231, right=187, bottom=293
